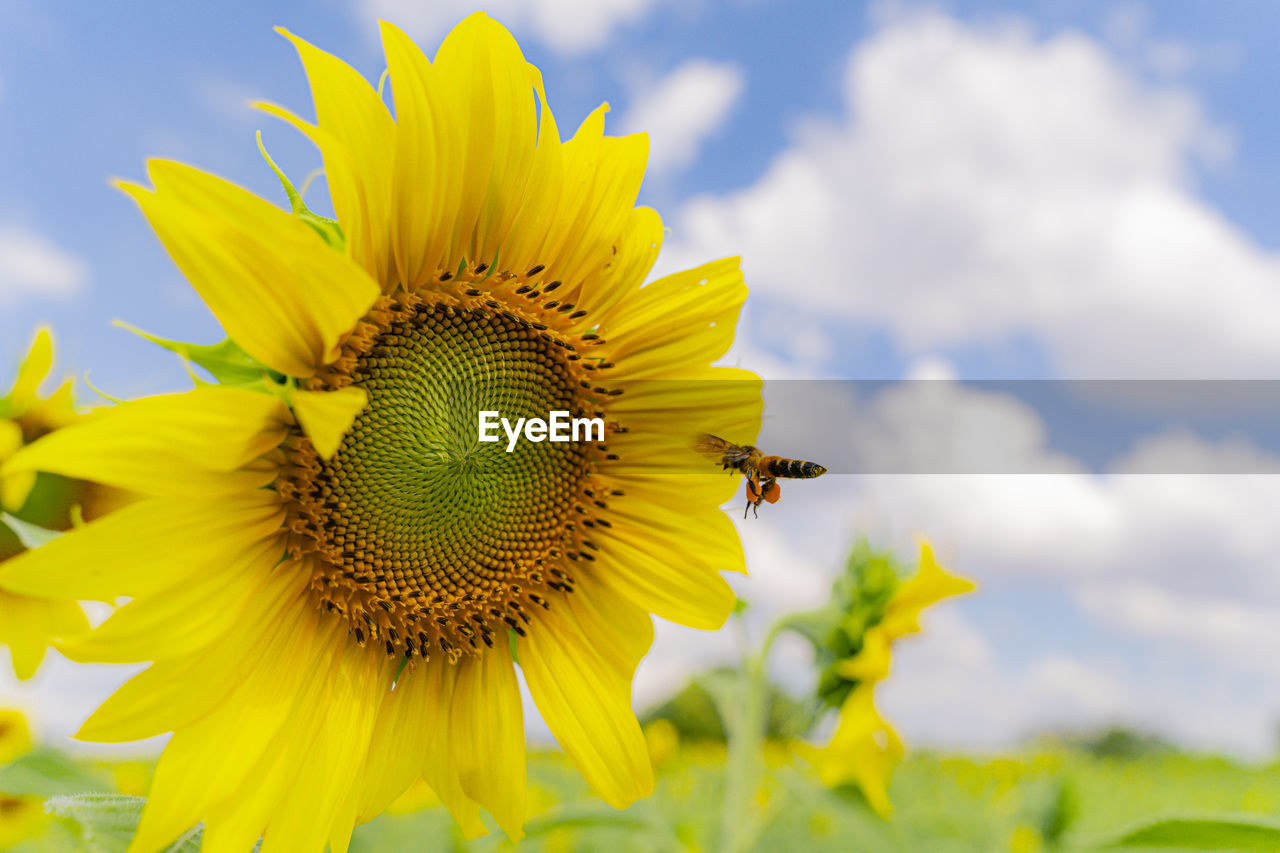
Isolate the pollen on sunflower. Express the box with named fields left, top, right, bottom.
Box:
left=0, top=13, right=761, bottom=853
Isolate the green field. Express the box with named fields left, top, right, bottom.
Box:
left=350, top=744, right=1280, bottom=852
left=8, top=735, right=1280, bottom=852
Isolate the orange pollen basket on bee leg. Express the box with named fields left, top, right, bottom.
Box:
left=277, top=263, right=624, bottom=663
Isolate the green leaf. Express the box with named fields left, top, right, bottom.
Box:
left=0, top=748, right=111, bottom=798
left=1102, top=815, right=1280, bottom=850
left=522, top=804, right=654, bottom=836
left=114, top=323, right=277, bottom=386
left=45, top=795, right=199, bottom=853
left=0, top=514, right=62, bottom=549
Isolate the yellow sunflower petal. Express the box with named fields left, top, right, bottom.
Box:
left=505, top=103, right=649, bottom=307
left=495, top=64, right=566, bottom=277
left=79, top=562, right=309, bottom=744
left=553, top=128, right=648, bottom=304
left=260, top=638, right=386, bottom=853
left=379, top=20, right=458, bottom=289
left=127, top=601, right=338, bottom=853
left=1, top=386, right=287, bottom=498
left=431, top=12, right=538, bottom=267
left=879, top=542, right=976, bottom=640
left=520, top=603, right=653, bottom=809
left=452, top=647, right=526, bottom=839
left=589, top=516, right=739, bottom=630
left=0, top=493, right=284, bottom=601
left=602, top=496, right=747, bottom=580
left=563, top=574, right=654, bottom=682
left=601, top=257, right=746, bottom=374
left=355, top=664, right=437, bottom=823
left=118, top=164, right=379, bottom=377
left=274, top=28, right=396, bottom=287
left=5, top=327, right=53, bottom=408
left=61, top=538, right=279, bottom=664
left=0, top=591, right=87, bottom=680
left=290, top=386, right=368, bottom=461
left=575, top=205, right=664, bottom=322
left=418, top=660, right=488, bottom=838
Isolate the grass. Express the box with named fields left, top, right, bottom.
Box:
left=340, top=744, right=1280, bottom=852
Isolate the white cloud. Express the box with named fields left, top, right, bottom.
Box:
left=619, top=60, right=745, bottom=176
left=660, top=9, right=1280, bottom=377
left=881, top=613, right=1278, bottom=754
left=0, top=224, right=87, bottom=304
left=358, top=0, right=662, bottom=56
left=1079, top=582, right=1280, bottom=676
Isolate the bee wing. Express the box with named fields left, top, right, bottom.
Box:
left=694, top=433, right=733, bottom=455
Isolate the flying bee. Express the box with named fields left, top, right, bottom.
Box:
left=694, top=434, right=828, bottom=518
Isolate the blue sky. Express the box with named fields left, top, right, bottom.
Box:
left=7, top=0, right=1280, bottom=756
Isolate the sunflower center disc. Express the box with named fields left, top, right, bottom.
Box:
left=287, top=302, right=593, bottom=660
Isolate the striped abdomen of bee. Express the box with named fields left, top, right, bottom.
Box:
left=758, top=456, right=828, bottom=479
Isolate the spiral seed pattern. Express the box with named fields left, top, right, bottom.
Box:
left=282, top=288, right=613, bottom=662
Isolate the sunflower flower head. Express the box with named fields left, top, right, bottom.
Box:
left=0, top=14, right=759, bottom=852
left=0, top=330, right=114, bottom=679
left=794, top=540, right=975, bottom=816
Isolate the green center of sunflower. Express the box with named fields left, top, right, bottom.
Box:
left=284, top=286, right=615, bottom=662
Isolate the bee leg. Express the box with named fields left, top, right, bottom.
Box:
left=744, top=476, right=762, bottom=519
left=751, top=500, right=760, bottom=519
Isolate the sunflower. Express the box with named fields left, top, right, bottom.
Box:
left=805, top=543, right=974, bottom=816
left=0, top=13, right=759, bottom=852
left=0, top=329, right=118, bottom=680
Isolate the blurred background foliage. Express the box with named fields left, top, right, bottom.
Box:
left=10, top=708, right=1280, bottom=852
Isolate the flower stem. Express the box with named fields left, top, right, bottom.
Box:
left=719, top=619, right=787, bottom=853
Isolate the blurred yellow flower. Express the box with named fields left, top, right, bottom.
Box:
left=877, top=542, right=977, bottom=640
left=1009, top=822, right=1044, bottom=853
left=0, top=708, right=42, bottom=853
left=0, top=708, right=32, bottom=766
left=807, top=541, right=974, bottom=817
left=807, top=685, right=903, bottom=817
left=0, top=795, right=46, bottom=851
left=0, top=13, right=759, bottom=852
left=645, top=718, right=681, bottom=769
left=0, top=330, right=99, bottom=680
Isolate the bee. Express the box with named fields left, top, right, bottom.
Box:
left=694, top=434, right=828, bottom=518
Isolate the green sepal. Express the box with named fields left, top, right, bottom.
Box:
left=508, top=628, right=520, bottom=664
left=115, top=322, right=281, bottom=386
left=256, top=131, right=345, bottom=250
left=780, top=539, right=906, bottom=710
left=0, top=513, right=62, bottom=549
